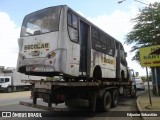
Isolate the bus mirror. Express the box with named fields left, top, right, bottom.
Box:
left=124, top=52, right=127, bottom=57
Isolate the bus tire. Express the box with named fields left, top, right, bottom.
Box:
left=111, top=89, right=119, bottom=107
left=102, top=91, right=111, bottom=112
left=6, top=87, right=13, bottom=93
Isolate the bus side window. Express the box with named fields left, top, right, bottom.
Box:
left=92, top=28, right=99, bottom=40
left=67, top=12, right=79, bottom=42
left=106, top=36, right=115, bottom=56
left=72, top=14, right=78, bottom=28
left=92, top=27, right=102, bottom=52
left=68, top=27, right=78, bottom=42
left=67, top=13, right=72, bottom=26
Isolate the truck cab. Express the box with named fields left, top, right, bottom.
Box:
left=0, top=76, right=12, bottom=92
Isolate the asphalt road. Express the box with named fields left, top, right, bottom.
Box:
left=0, top=91, right=145, bottom=120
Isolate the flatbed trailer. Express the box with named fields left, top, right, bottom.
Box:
left=20, top=79, right=136, bottom=112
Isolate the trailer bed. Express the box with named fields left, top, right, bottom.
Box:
left=22, top=80, right=131, bottom=88
left=20, top=79, right=135, bottom=112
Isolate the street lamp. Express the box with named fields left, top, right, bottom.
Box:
left=118, top=0, right=156, bottom=108
left=118, top=0, right=156, bottom=29
left=133, top=0, right=149, bottom=6
left=118, top=0, right=148, bottom=5
left=119, top=0, right=159, bottom=96
left=118, top=0, right=126, bottom=4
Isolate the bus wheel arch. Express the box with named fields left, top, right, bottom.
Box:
left=93, top=66, right=102, bottom=80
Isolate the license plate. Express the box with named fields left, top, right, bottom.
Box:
left=26, top=66, right=44, bottom=72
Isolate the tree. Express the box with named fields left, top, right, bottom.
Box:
left=125, top=2, right=160, bottom=63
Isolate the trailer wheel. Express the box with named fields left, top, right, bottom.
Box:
left=102, top=91, right=111, bottom=112
left=111, top=89, right=119, bottom=107
left=131, top=85, right=137, bottom=98
left=7, top=87, right=13, bottom=93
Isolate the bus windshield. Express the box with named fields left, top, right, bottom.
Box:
left=21, top=6, right=61, bottom=37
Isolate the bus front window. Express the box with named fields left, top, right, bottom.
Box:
left=21, top=6, right=61, bottom=37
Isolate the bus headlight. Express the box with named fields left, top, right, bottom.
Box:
left=47, top=51, right=56, bottom=59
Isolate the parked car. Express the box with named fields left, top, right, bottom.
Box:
left=135, top=77, right=145, bottom=90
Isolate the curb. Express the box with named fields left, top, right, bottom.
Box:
left=136, top=91, right=148, bottom=120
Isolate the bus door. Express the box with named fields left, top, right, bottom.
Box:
left=79, top=20, right=91, bottom=77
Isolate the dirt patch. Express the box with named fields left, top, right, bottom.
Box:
left=0, top=91, right=31, bottom=99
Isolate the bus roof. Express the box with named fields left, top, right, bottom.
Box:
left=23, top=5, right=122, bottom=45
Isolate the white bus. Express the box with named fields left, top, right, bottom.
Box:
left=17, top=5, right=128, bottom=81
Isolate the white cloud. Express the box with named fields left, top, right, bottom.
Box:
left=87, top=4, right=140, bottom=42
left=0, top=12, right=20, bottom=68
left=87, top=9, right=135, bottom=42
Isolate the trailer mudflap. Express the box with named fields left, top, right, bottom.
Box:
left=20, top=101, right=68, bottom=111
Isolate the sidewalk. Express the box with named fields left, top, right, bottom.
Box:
left=137, top=91, right=160, bottom=120
left=0, top=91, right=30, bottom=99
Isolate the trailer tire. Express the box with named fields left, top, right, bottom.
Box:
left=131, top=85, right=137, bottom=98
left=111, top=89, right=119, bottom=107
left=102, top=91, right=111, bottom=112
left=6, top=87, right=13, bottom=93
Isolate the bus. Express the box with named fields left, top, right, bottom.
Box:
left=17, top=5, right=128, bottom=81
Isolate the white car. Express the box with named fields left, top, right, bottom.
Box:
left=135, top=77, right=145, bottom=90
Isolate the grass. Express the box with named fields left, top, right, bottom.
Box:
left=138, top=92, right=160, bottom=111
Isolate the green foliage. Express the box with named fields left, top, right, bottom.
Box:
left=46, top=77, right=56, bottom=81
left=46, top=76, right=61, bottom=81
left=125, top=2, right=160, bottom=63
left=141, top=76, right=152, bottom=81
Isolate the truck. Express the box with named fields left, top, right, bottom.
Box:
left=17, top=5, right=137, bottom=112
left=0, top=67, right=45, bottom=93
left=20, top=73, right=136, bottom=112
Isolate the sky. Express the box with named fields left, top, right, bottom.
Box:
left=0, top=0, right=159, bottom=76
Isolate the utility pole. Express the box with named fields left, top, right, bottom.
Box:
left=118, top=0, right=156, bottom=107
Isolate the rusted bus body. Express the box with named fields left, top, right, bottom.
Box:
left=17, top=5, right=128, bottom=80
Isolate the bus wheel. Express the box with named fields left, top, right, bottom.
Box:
left=111, top=89, right=119, bottom=107
left=102, top=91, right=111, bottom=112
left=7, top=87, right=13, bottom=93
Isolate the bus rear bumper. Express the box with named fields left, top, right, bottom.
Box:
left=26, top=65, right=55, bottom=72
left=17, top=49, right=67, bottom=76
